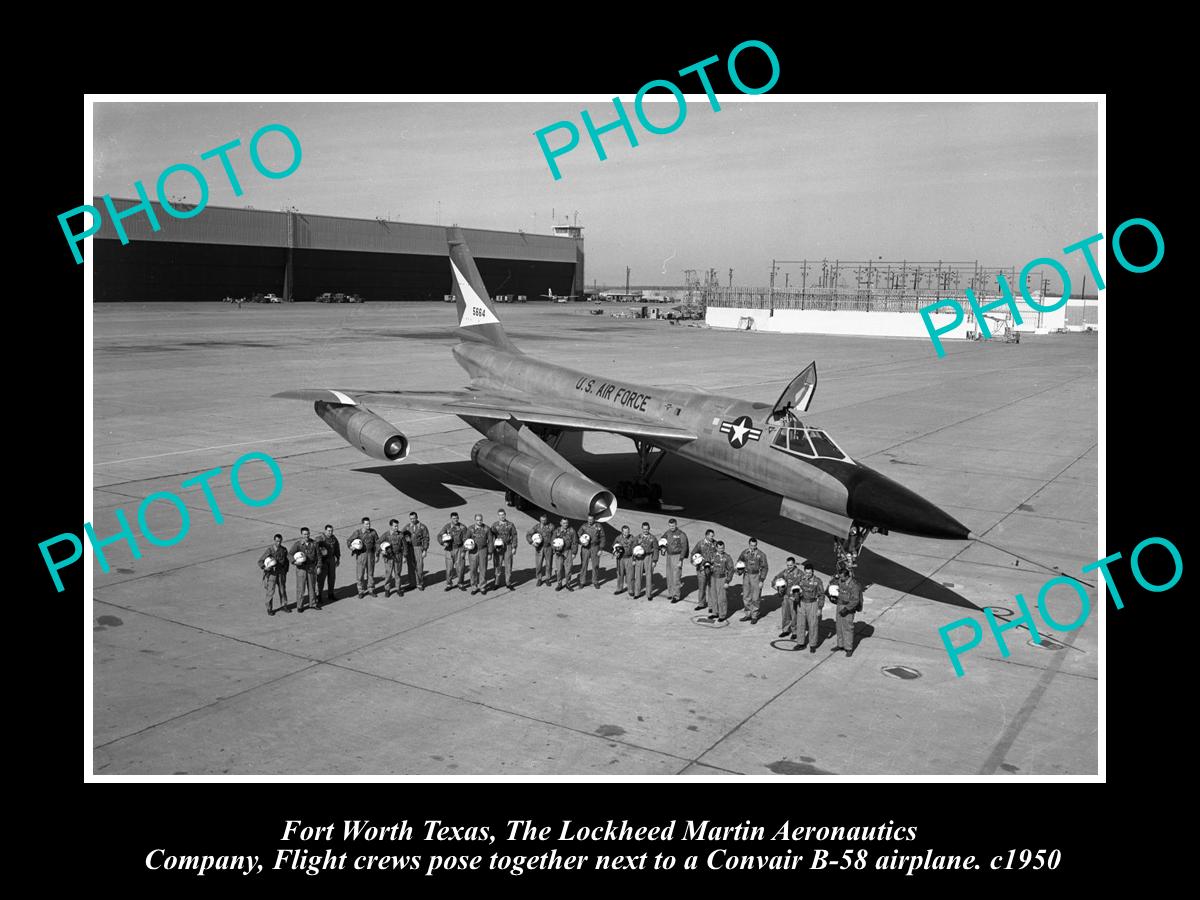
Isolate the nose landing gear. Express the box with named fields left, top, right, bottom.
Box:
left=835, top=521, right=880, bottom=575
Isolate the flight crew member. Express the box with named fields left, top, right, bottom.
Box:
left=466, top=514, right=493, bottom=594
left=661, top=518, right=690, bottom=602
left=404, top=511, right=430, bottom=591
left=612, top=525, right=635, bottom=595
left=795, top=561, right=825, bottom=651
left=379, top=519, right=408, bottom=598
left=438, top=512, right=468, bottom=590
left=693, top=528, right=718, bottom=611
left=576, top=515, right=605, bottom=589
left=349, top=517, right=380, bottom=597
left=551, top=518, right=576, bottom=591
left=258, top=533, right=290, bottom=616
left=316, top=524, right=341, bottom=605
left=736, top=537, right=769, bottom=623
left=707, top=540, right=735, bottom=621
left=491, top=508, right=518, bottom=590
left=773, top=557, right=803, bottom=638
left=632, top=522, right=659, bottom=600
left=527, top=514, right=555, bottom=586
left=829, top=571, right=864, bottom=657
left=290, top=527, right=321, bottom=612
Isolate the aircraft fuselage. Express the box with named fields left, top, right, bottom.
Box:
left=452, top=341, right=968, bottom=541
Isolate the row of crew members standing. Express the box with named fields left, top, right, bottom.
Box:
left=256, top=514, right=864, bottom=653
left=258, top=525, right=343, bottom=615
left=438, top=509, right=523, bottom=593
left=768, top=557, right=863, bottom=654
left=345, top=513, right=430, bottom=598
left=257, top=514, right=430, bottom=614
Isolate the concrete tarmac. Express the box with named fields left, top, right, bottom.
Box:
left=91, top=302, right=1098, bottom=775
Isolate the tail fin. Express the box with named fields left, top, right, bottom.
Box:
left=447, top=226, right=519, bottom=352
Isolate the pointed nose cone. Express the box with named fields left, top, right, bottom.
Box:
left=591, top=491, right=617, bottom=523
left=846, top=466, right=969, bottom=540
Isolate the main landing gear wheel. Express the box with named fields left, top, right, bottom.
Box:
left=617, top=480, right=663, bottom=506
left=505, top=489, right=532, bottom=512
left=618, top=440, right=667, bottom=507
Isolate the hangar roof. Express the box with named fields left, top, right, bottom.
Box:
left=91, top=198, right=579, bottom=263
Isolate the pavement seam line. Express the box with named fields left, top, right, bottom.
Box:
left=94, top=662, right=322, bottom=752
left=297, top=657, right=704, bottom=770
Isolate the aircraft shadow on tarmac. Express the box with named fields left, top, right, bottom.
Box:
left=356, top=448, right=979, bottom=612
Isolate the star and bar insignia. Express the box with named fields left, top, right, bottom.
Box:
left=719, top=415, right=762, bottom=448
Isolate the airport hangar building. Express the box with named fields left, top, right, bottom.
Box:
left=91, top=198, right=586, bottom=302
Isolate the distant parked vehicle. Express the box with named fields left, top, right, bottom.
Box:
left=664, top=304, right=703, bottom=321
left=316, top=292, right=334, bottom=303
left=342, top=293, right=365, bottom=303
left=264, top=293, right=282, bottom=303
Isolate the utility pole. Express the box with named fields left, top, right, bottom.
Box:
left=769, top=259, right=779, bottom=317
left=728, top=267, right=733, bottom=287
left=284, top=206, right=295, bottom=302
left=625, top=266, right=631, bottom=296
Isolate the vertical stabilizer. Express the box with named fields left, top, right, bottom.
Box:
left=447, top=226, right=519, bottom=352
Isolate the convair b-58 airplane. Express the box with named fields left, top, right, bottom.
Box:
left=275, top=227, right=971, bottom=564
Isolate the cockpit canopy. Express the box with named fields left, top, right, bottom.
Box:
left=771, top=414, right=850, bottom=462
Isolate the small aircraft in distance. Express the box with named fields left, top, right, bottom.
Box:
left=541, top=288, right=577, bottom=303
left=276, top=227, right=975, bottom=571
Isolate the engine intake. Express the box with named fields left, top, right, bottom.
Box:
left=315, top=402, right=408, bottom=461
left=471, top=439, right=616, bottom=521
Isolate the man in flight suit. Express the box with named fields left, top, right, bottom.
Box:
left=795, top=561, right=825, bottom=651
left=612, top=525, right=635, bottom=595
left=632, top=522, right=659, bottom=600
left=661, top=518, right=690, bottom=603
left=830, top=571, right=864, bottom=656
left=707, top=541, right=735, bottom=622
left=737, top=537, right=769, bottom=624
left=290, top=527, right=321, bottom=612
left=576, top=515, right=605, bottom=589
left=773, top=557, right=802, bottom=638
left=348, top=517, right=380, bottom=598
left=491, top=508, right=518, bottom=590
left=438, top=512, right=468, bottom=590
left=404, top=511, right=430, bottom=591
left=527, top=513, right=555, bottom=586
left=466, top=513, right=493, bottom=594
left=259, top=533, right=290, bottom=615
left=551, top=518, right=576, bottom=591
left=693, top=528, right=718, bottom=611
left=379, top=518, right=408, bottom=598
left=316, top=524, right=341, bottom=605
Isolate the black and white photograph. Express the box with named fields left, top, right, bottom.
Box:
left=81, top=94, right=1103, bottom=778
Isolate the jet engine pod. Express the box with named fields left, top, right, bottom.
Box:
left=315, top=402, right=408, bottom=461
left=471, top=439, right=616, bottom=522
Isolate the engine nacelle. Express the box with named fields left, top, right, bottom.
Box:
left=315, top=402, right=408, bottom=461
left=471, top=439, right=616, bottom=522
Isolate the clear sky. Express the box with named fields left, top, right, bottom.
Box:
left=93, top=100, right=1098, bottom=291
